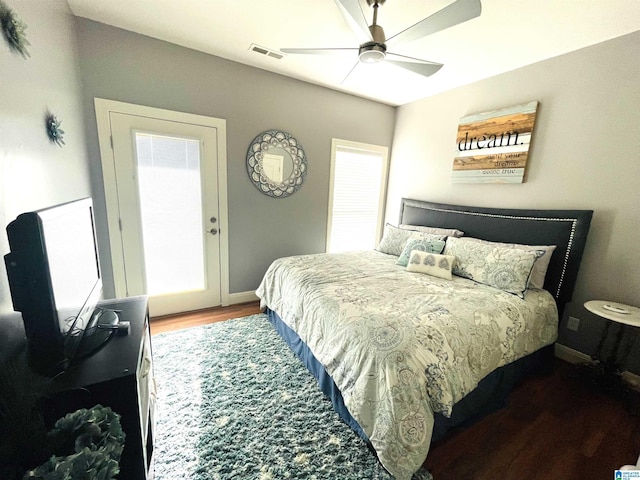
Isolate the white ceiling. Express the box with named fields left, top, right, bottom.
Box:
left=67, top=0, right=640, bottom=106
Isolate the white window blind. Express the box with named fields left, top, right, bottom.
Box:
left=327, top=139, right=389, bottom=253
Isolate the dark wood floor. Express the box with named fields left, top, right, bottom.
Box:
left=427, top=363, right=640, bottom=479
left=151, top=303, right=640, bottom=479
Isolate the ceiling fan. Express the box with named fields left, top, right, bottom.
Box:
left=281, top=0, right=481, bottom=82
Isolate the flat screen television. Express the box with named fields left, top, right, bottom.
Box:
left=4, top=197, right=120, bottom=376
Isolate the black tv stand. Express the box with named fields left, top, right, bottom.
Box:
left=70, top=307, right=120, bottom=360
left=0, top=296, right=154, bottom=479
left=52, top=296, right=154, bottom=480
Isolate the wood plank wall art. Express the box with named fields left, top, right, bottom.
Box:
left=452, top=101, right=538, bottom=184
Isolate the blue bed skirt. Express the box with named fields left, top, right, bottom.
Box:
left=266, top=308, right=553, bottom=444
left=266, top=308, right=368, bottom=440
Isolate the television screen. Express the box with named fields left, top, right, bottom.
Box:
left=4, top=197, right=108, bottom=375
left=39, top=199, right=102, bottom=337
left=40, top=197, right=101, bottom=334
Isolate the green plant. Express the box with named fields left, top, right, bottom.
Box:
left=0, top=0, right=30, bottom=58
left=0, top=358, right=125, bottom=480
left=24, top=405, right=125, bottom=480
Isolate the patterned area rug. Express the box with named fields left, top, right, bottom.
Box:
left=152, top=314, right=433, bottom=480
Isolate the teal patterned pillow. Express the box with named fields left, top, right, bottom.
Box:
left=406, top=251, right=455, bottom=280
left=376, top=224, right=445, bottom=256
left=444, top=236, right=541, bottom=297
left=376, top=224, right=416, bottom=256
left=396, top=237, right=446, bottom=267
left=457, top=237, right=556, bottom=289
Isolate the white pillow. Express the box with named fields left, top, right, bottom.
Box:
left=400, top=224, right=464, bottom=238
left=406, top=251, right=455, bottom=280
left=444, top=237, right=541, bottom=297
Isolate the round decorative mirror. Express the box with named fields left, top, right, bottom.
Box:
left=246, top=130, right=307, bottom=198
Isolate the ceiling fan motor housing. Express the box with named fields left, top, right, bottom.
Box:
left=359, top=23, right=387, bottom=63
left=359, top=42, right=386, bottom=63
left=368, top=23, right=386, bottom=43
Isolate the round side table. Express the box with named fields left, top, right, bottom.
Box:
left=585, top=300, right=640, bottom=327
left=583, top=301, right=640, bottom=415
left=585, top=300, right=640, bottom=368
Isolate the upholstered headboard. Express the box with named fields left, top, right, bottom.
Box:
left=399, top=198, right=593, bottom=316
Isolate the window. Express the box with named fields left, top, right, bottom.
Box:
left=326, top=139, right=389, bottom=253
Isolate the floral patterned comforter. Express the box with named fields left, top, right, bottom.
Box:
left=256, top=250, right=558, bottom=480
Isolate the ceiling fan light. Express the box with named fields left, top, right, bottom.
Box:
left=358, top=43, right=386, bottom=63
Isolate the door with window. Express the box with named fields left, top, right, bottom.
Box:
left=326, top=139, right=389, bottom=253
left=95, top=99, right=229, bottom=317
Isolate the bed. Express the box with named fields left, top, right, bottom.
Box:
left=256, top=198, right=593, bottom=480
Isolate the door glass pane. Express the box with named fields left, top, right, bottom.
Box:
left=135, top=133, right=204, bottom=295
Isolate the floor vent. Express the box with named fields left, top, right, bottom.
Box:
left=249, top=44, right=284, bottom=60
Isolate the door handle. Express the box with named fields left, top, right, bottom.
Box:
left=210, top=216, right=217, bottom=224
left=209, top=228, right=218, bottom=235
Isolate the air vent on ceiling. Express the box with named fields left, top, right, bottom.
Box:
left=249, top=44, right=284, bottom=60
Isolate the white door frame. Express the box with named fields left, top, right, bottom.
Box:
left=94, top=98, right=231, bottom=307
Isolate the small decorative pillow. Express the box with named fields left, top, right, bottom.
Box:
left=444, top=236, right=541, bottom=297
left=376, top=224, right=445, bottom=256
left=406, top=251, right=455, bottom=280
left=396, top=237, right=446, bottom=267
left=400, top=224, right=464, bottom=238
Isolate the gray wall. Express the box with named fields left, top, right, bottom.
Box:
left=74, top=18, right=396, bottom=296
left=3, top=2, right=636, bottom=374
left=0, top=1, right=90, bottom=321
left=386, top=31, right=640, bottom=373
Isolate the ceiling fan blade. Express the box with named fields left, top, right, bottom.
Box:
left=341, top=61, right=360, bottom=85
left=385, top=52, right=444, bottom=77
left=386, top=0, right=481, bottom=46
left=332, top=0, right=373, bottom=41
left=281, top=47, right=359, bottom=56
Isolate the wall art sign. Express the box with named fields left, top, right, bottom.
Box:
left=452, top=101, right=538, bottom=184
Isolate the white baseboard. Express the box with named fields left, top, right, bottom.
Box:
left=554, top=343, right=591, bottom=363
left=228, top=290, right=259, bottom=305
left=555, top=343, right=640, bottom=391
